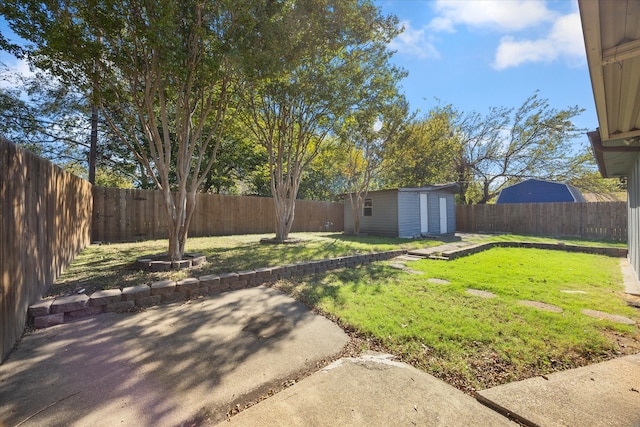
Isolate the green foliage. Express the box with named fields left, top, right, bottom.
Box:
left=378, top=93, right=613, bottom=205
left=2, top=0, right=264, bottom=259
left=454, top=93, right=587, bottom=203
left=202, top=119, right=268, bottom=195
left=240, top=0, right=405, bottom=240
left=298, top=137, right=348, bottom=201
left=381, top=104, right=459, bottom=188
left=338, top=93, right=410, bottom=234
left=0, top=65, right=89, bottom=163
left=94, top=167, right=135, bottom=189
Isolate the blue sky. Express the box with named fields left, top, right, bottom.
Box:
left=377, top=0, right=596, bottom=137
left=1, top=0, right=596, bottom=139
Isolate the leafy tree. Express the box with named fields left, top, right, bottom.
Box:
left=453, top=93, right=586, bottom=204
left=245, top=163, right=273, bottom=198
left=563, top=148, right=623, bottom=197
left=2, top=0, right=255, bottom=260
left=201, top=121, right=268, bottom=195
left=340, top=95, right=409, bottom=235
left=1, top=65, right=88, bottom=164
left=297, top=137, right=348, bottom=201
left=94, top=167, right=135, bottom=189
left=241, top=0, right=403, bottom=241
left=381, top=105, right=459, bottom=190
left=0, top=63, right=142, bottom=182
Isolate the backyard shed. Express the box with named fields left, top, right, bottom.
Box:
left=496, top=179, right=586, bottom=204
left=343, top=184, right=459, bottom=238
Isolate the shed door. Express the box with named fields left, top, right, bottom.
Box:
left=420, top=193, right=429, bottom=234
left=439, top=197, right=447, bottom=234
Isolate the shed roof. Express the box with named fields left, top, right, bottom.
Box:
left=496, top=179, right=585, bottom=204
left=397, top=183, right=460, bottom=193
left=341, top=183, right=459, bottom=198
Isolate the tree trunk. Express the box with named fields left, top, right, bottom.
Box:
left=348, top=192, right=362, bottom=235
left=88, top=104, right=98, bottom=185
left=479, top=182, right=491, bottom=204
left=164, top=187, right=197, bottom=261
left=274, top=190, right=296, bottom=241
left=165, top=190, right=180, bottom=261
left=274, top=197, right=287, bottom=241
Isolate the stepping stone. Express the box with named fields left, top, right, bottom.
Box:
left=388, top=262, right=424, bottom=275
left=388, top=263, right=406, bottom=270
left=394, top=255, right=423, bottom=262
left=466, top=289, right=496, bottom=298
left=561, top=290, right=587, bottom=294
left=581, top=309, right=636, bottom=325
left=519, top=300, right=563, bottom=313
left=428, top=278, right=450, bottom=285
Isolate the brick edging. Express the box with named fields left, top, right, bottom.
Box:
left=435, top=241, right=627, bottom=260
left=28, top=249, right=407, bottom=329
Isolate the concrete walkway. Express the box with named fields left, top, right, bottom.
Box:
left=476, top=354, right=640, bottom=427
left=407, top=233, right=487, bottom=258
left=0, top=287, right=349, bottom=426
left=218, top=353, right=514, bottom=426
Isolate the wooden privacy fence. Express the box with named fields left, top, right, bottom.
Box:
left=456, top=202, right=627, bottom=242
left=92, top=187, right=344, bottom=242
left=1, top=139, right=93, bottom=362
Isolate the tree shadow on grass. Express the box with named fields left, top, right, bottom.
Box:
left=51, top=234, right=414, bottom=296
left=283, top=264, right=401, bottom=308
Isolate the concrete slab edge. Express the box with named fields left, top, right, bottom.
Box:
left=474, top=392, right=540, bottom=427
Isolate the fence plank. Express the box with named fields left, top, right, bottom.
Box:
left=92, top=188, right=344, bottom=242
left=456, top=202, right=627, bottom=242
left=1, top=139, right=92, bottom=362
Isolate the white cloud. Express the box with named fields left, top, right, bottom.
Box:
left=0, top=57, right=36, bottom=89
left=389, top=20, right=440, bottom=59
left=429, top=0, right=555, bottom=33
left=386, top=0, right=584, bottom=68
left=493, top=12, right=585, bottom=69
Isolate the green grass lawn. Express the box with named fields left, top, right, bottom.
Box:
left=52, top=232, right=627, bottom=297
left=50, top=232, right=448, bottom=296
left=274, top=247, right=640, bottom=392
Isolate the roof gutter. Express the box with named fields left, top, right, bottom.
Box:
left=588, top=130, right=640, bottom=178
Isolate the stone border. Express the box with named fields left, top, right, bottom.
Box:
left=29, top=250, right=407, bottom=329
left=410, top=241, right=627, bottom=261
left=136, top=253, right=207, bottom=271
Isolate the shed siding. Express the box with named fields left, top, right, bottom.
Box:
left=398, top=192, right=420, bottom=238
left=398, top=190, right=456, bottom=237
left=344, top=191, right=399, bottom=236
left=445, top=192, right=456, bottom=233
left=629, top=155, right=640, bottom=282
left=361, top=191, right=399, bottom=236
left=428, top=192, right=440, bottom=232
left=428, top=191, right=456, bottom=233
left=343, top=186, right=457, bottom=238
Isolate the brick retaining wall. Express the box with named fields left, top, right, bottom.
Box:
left=28, top=250, right=407, bottom=328
left=438, top=241, right=627, bottom=260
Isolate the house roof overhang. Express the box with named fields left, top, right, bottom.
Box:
left=579, top=0, right=640, bottom=178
